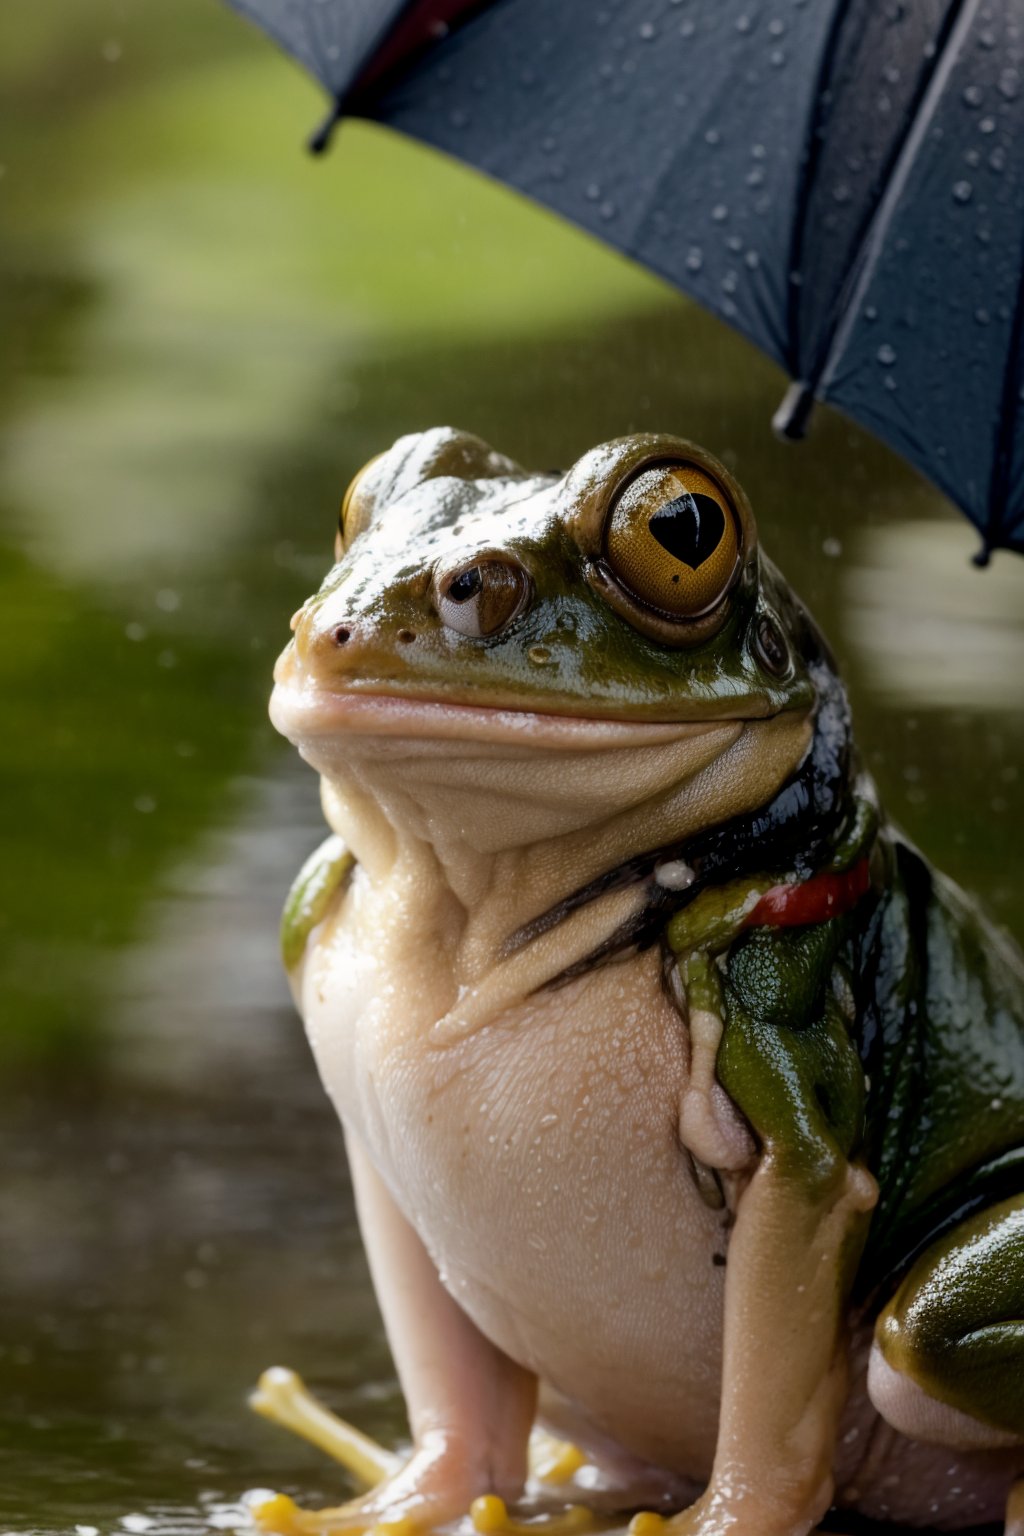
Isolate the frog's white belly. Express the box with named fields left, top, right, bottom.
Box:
left=302, top=866, right=728, bottom=1482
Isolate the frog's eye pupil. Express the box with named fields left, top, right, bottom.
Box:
left=448, top=567, right=484, bottom=603
left=648, top=493, right=726, bottom=570
left=603, top=462, right=740, bottom=624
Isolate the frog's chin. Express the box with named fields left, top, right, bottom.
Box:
left=269, top=680, right=765, bottom=753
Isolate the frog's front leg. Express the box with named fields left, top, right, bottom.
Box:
left=329, top=1129, right=538, bottom=1532
left=639, top=925, right=876, bottom=1536
left=868, top=1193, right=1024, bottom=1528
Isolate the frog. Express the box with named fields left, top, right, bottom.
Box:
left=267, top=427, right=1024, bottom=1536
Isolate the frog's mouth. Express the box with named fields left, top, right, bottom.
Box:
left=269, top=679, right=746, bottom=751
left=270, top=673, right=813, bottom=862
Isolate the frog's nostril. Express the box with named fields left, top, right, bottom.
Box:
left=331, top=625, right=351, bottom=647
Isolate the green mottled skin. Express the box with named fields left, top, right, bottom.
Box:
left=281, top=834, right=352, bottom=973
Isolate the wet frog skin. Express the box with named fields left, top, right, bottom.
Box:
left=270, top=429, right=1024, bottom=1536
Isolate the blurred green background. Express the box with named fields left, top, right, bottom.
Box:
left=1, top=3, right=1022, bottom=1533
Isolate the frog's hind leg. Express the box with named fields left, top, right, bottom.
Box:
left=867, top=1193, right=1024, bottom=1526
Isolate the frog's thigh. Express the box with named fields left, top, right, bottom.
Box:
left=868, top=1193, right=1024, bottom=1450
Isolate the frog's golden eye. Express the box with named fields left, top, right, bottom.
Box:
left=605, top=463, right=740, bottom=619
left=435, top=559, right=531, bottom=638
left=337, top=453, right=387, bottom=555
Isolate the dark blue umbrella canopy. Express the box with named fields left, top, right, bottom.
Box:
left=225, top=0, right=1024, bottom=558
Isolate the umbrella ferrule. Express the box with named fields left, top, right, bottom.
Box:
left=773, top=382, right=816, bottom=442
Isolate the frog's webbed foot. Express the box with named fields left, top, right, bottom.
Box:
left=248, top=1367, right=615, bottom=1536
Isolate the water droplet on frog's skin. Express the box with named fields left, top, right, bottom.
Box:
left=655, top=860, right=696, bottom=890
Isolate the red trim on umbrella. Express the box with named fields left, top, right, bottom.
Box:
left=352, top=0, right=488, bottom=99
left=745, top=857, right=872, bottom=930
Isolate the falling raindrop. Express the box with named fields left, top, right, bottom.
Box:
left=883, top=374, right=898, bottom=391
left=584, top=181, right=601, bottom=201
left=975, top=308, right=991, bottom=325
left=598, top=199, right=617, bottom=221
left=979, top=115, right=996, bottom=134
left=951, top=179, right=973, bottom=203
left=680, top=18, right=696, bottom=37
left=962, top=84, right=984, bottom=107
left=686, top=247, right=704, bottom=272
left=735, top=13, right=753, bottom=33
left=989, top=146, right=1007, bottom=172
left=727, top=234, right=743, bottom=252
left=876, top=343, right=897, bottom=365
left=999, top=69, right=1021, bottom=100
left=711, top=203, right=729, bottom=222
left=745, top=249, right=760, bottom=269
left=978, top=27, right=996, bottom=48
left=770, top=48, right=787, bottom=66
left=639, top=21, right=657, bottom=39
left=705, top=127, right=721, bottom=146
left=833, top=182, right=852, bottom=204
left=768, top=18, right=786, bottom=36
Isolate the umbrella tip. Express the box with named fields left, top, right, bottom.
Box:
left=773, top=382, right=815, bottom=442
left=307, top=98, right=344, bottom=156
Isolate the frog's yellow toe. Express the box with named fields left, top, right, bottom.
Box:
left=249, top=1365, right=400, bottom=1489
left=628, top=1514, right=666, bottom=1536
left=250, top=1493, right=308, bottom=1535
left=471, top=1496, right=600, bottom=1536
left=251, top=1494, right=410, bottom=1536
left=528, top=1430, right=588, bottom=1485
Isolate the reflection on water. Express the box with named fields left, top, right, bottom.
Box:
left=844, top=521, right=1024, bottom=711
left=0, top=4, right=1021, bottom=1535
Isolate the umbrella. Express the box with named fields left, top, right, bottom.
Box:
left=224, top=0, right=1024, bottom=561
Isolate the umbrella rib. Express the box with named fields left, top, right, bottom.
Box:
left=781, top=0, right=851, bottom=379
left=804, top=0, right=979, bottom=409
left=982, top=266, right=1024, bottom=562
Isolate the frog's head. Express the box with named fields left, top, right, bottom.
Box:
left=271, top=429, right=837, bottom=872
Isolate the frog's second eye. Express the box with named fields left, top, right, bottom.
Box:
left=338, top=453, right=387, bottom=553
left=605, top=464, right=740, bottom=619
left=435, top=559, right=530, bottom=638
